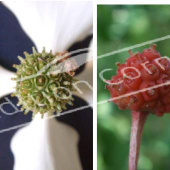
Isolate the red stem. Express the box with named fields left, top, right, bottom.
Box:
left=128, top=111, right=149, bottom=170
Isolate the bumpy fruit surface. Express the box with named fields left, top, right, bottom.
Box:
left=12, top=47, right=77, bottom=118
left=107, top=44, right=170, bottom=116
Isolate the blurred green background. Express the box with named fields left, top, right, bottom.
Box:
left=97, top=5, right=170, bottom=170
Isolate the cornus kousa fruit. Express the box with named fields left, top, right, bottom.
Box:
left=106, top=44, right=170, bottom=170
left=12, top=47, right=78, bottom=118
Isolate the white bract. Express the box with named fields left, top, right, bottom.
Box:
left=1, top=2, right=93, bottom=170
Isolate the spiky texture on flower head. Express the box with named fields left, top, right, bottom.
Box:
left=12, top=47, right=77, bottom=118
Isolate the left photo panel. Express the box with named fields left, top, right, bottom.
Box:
left=0, top=1, right=93, bottom=170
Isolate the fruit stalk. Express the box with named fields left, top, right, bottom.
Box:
left=129, top=111, right=149, bottom=170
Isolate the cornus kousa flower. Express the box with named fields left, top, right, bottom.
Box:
left=0, top=2, right=93, bottom=170
left=107, top=44, right=170, bottom=170
left=12, top=48, right=78, bottom=118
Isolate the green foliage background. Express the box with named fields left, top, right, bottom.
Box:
left=97, top=5, right=170, bottom=170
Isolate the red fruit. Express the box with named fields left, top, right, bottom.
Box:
left=157, top=74, right=170, bottom=96
left=122, top=68, right=142, bottom=90
left=116, top=63, right=126, bottom=75
left=106, top=45, right=170, bottom=170
left=165, top=105, right=170, bottom=113
left=141, top=63, right=160, bottom=81
left=154, top=101, right=165, bottom=117
left=141, top=100, right=156, bottom=111
left=152, top=57, right=170, bottom=76
left=126, top=92, right=144, bottom=111
left=141, top=44, right=161, bottom=61
left=117, top=97, right=129, bottom=110
left=139, top=81, right=159, bottom=101
left=161, top=92, right=170, bottom=105
left=107, top=44, right=170, bottom=116
left=126, top=51, right=145, bottom=69
left=107, top=84, right=126, bottom=104
left=107, top=75, right=125, bottom=104
left=110, top=75, right=123, bottom=85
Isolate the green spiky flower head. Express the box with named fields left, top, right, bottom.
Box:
left=12, top=47, right=77, bottom=118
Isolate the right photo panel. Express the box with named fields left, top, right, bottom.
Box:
left=98, top=5, right=170, bottom=170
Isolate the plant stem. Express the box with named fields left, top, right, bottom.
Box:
left=129, top=111, right=149, bottom=170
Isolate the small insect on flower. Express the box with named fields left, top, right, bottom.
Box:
left=12, top=47, right=78, bottom=118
